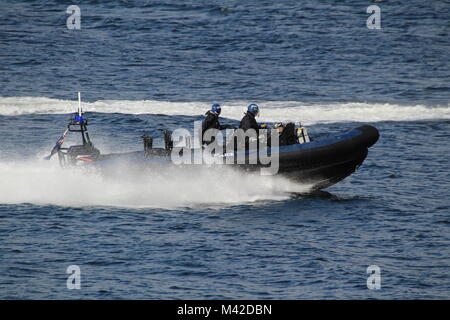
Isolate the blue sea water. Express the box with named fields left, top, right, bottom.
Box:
left=0, top=0, right=450, bottom=299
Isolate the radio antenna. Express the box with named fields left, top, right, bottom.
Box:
left=78, top=91, right=82, bottom=115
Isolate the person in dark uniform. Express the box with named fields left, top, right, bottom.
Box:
left=239, top=104, right=267, bottom=134
left=201, top=104, right=234, bottom=145
left=237, top=104, right=268, bottom=150
left=272, top=122, right=298, bottom=146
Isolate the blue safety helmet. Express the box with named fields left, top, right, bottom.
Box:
left=74, top=115, right=84, bottom=123
left=247, top=104, right=260, bottom=115
left=211, top=103, right=221, bottom=115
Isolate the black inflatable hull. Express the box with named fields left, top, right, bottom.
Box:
left=89, top=125, right=379, bottom=190
left=270, top=125, right=379, bottom=189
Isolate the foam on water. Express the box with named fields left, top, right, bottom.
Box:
left=0, top=159, right=312, bottom=209
left=1, top=97, right=449, bottom=125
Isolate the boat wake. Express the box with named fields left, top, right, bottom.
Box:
left=0, top=159, right=313, bottom=209
left=1, top=97, right=449, bottom=125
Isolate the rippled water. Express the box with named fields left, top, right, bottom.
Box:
left=1, top=0, right=449, bottom=103
left=0, top=0, right=449, bottom=299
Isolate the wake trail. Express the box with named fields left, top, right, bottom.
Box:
left=1, top=97, right=449, bottom=125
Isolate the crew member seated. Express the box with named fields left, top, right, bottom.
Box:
left=201, top=104, right=234, bottom=145
left=239, top=104, right=267, bottom=134
left=272, top=122, right=298, bottom=146
left=237, top=104, right=268, bottom=150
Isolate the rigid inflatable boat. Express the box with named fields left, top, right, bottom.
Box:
left=45, top=109, right=379, bottom=190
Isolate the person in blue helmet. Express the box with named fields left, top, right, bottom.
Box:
left=239, top=103, right=267, bottom=134
left=235, top=104, right=268, bottom=150
left=201, top=103, right=234, bottom=145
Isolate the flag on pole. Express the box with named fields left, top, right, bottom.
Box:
left=44, top=129, right=69, bottom=160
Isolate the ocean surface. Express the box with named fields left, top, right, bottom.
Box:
left=0, top=0, right=449, bottom=299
